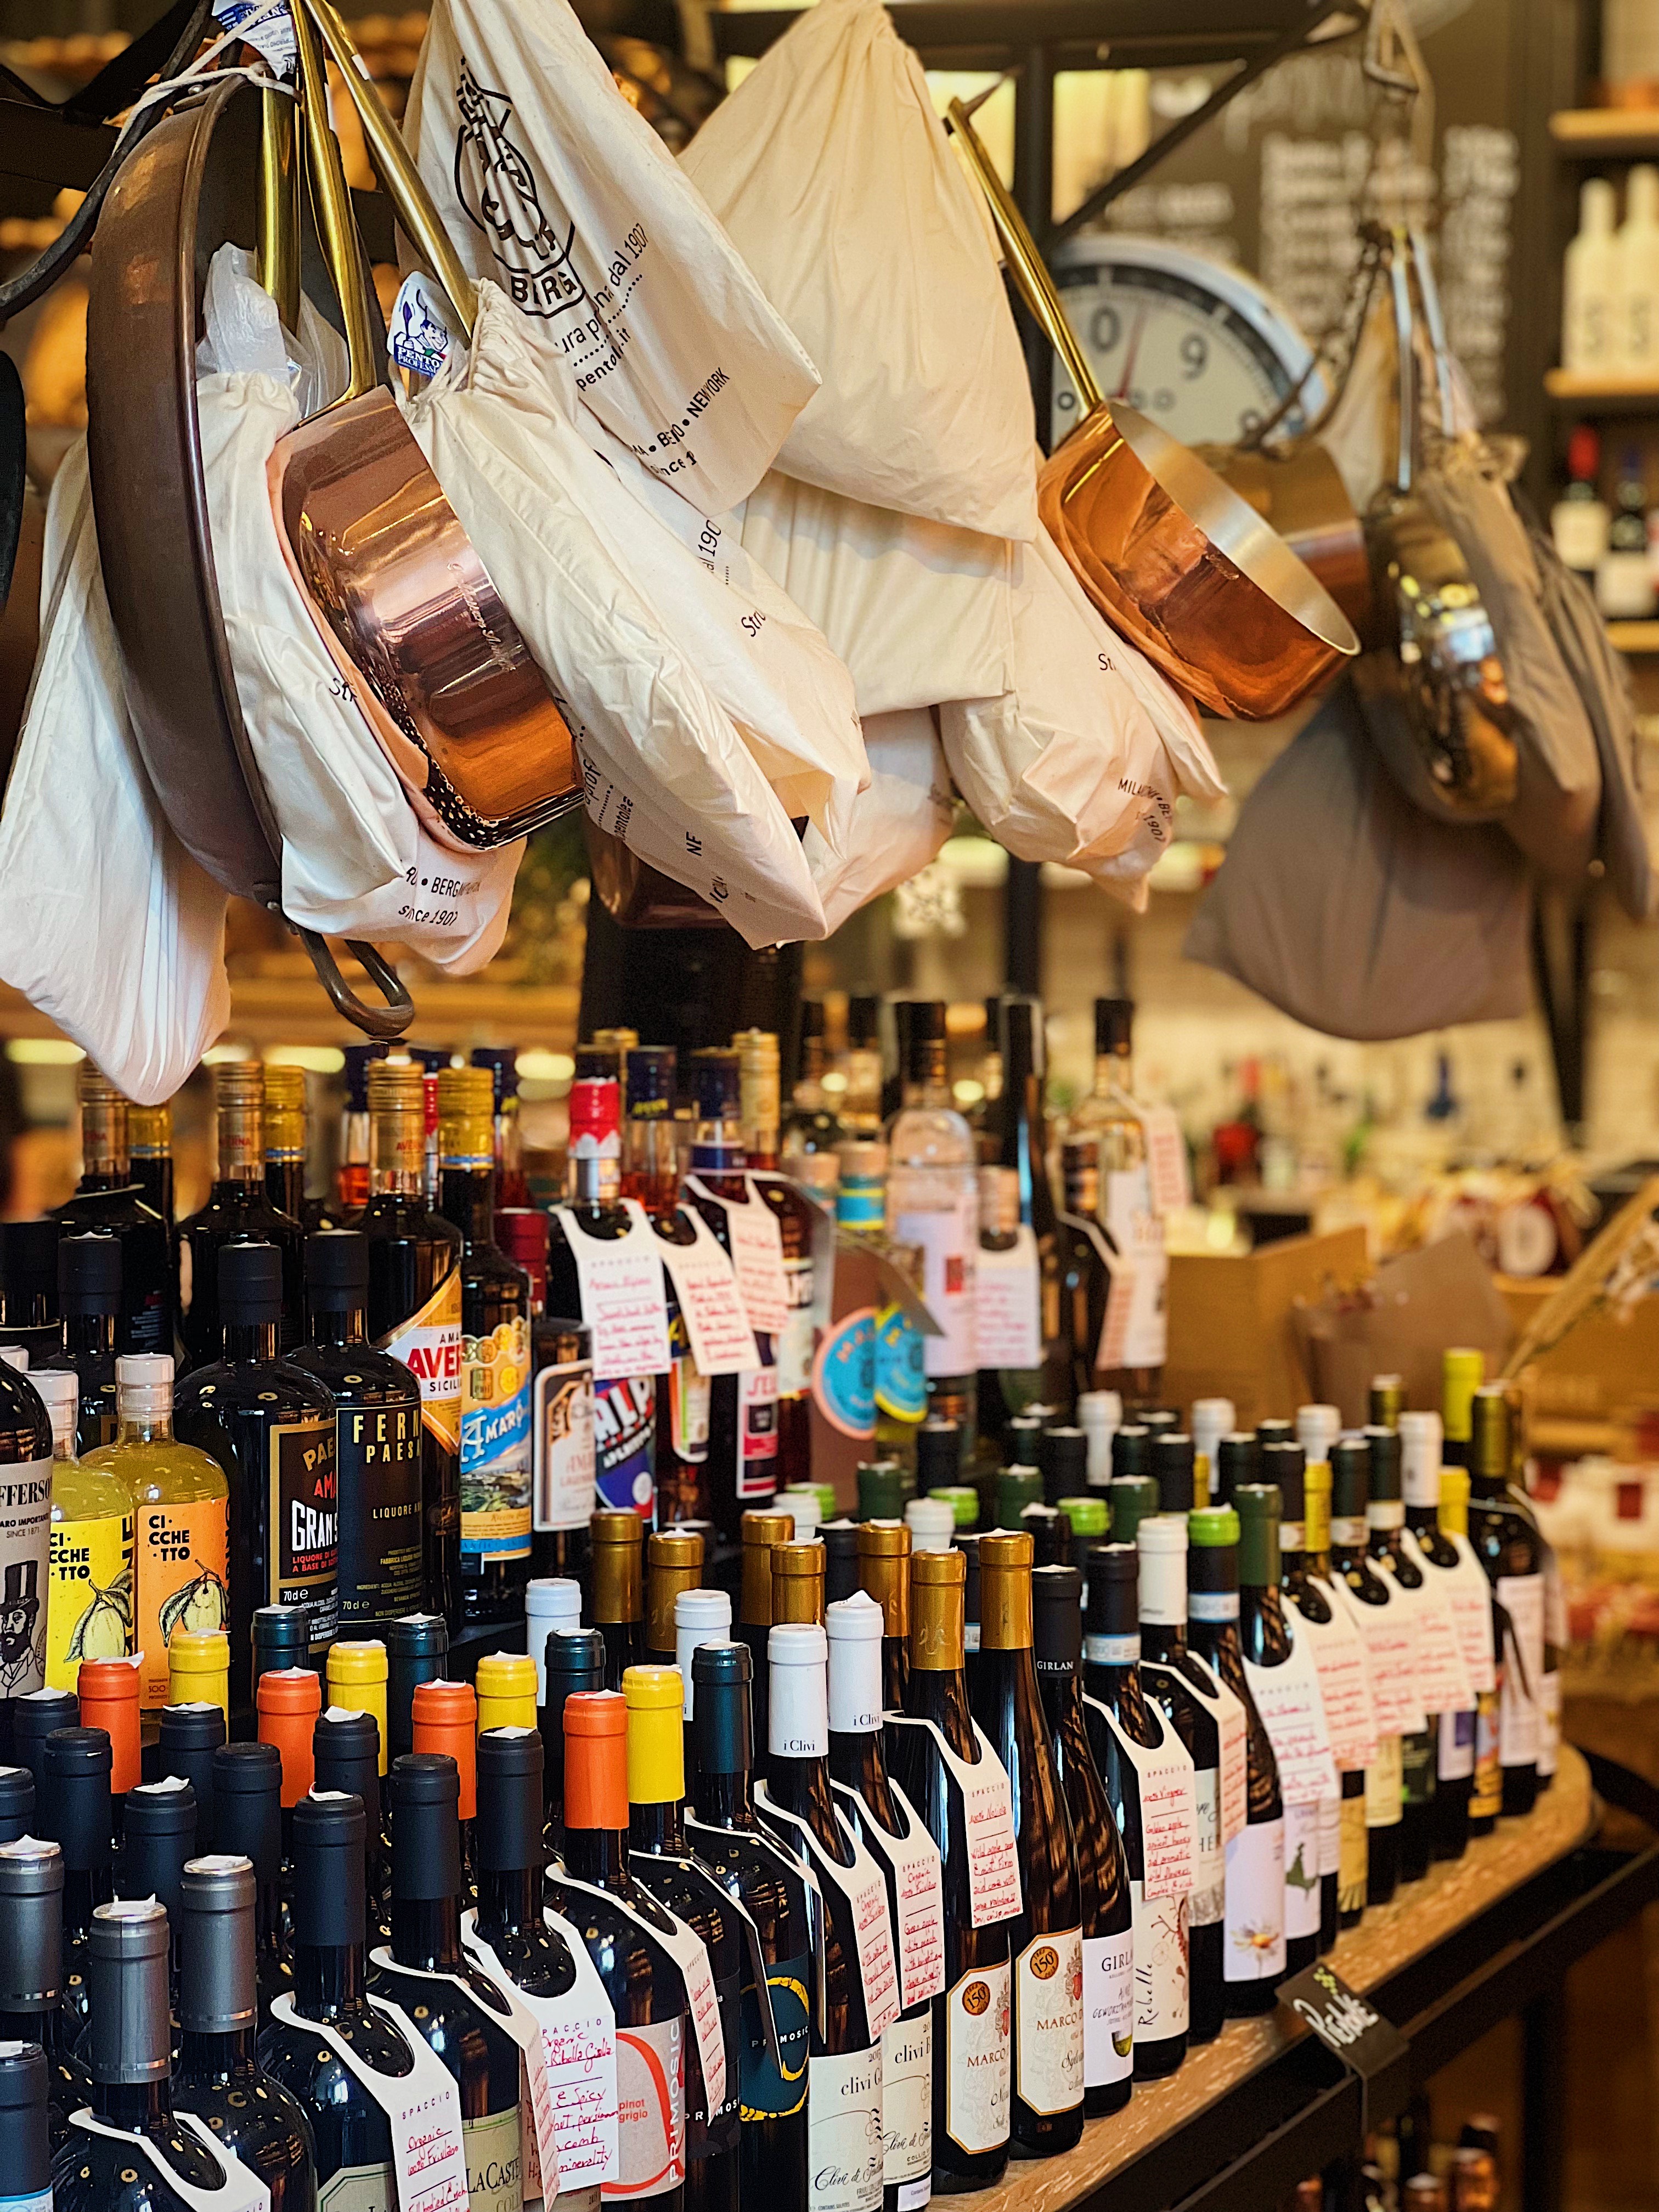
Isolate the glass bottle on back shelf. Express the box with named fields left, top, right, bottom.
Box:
left=437, top=1067, right=532, bottom=1636
left=127, top=1102, right=174, bottom=1230
left=499, top=1204, right=595, bottom=1588
left=988, top=1001, right=1066, bottom=1423
left=885, top=1002, right=978, bottom=1449
left=1231, top=1483, right=1303, bottom=1986
left=262, top=1066, right=310, bottom=1230
left=1468, top=1385, right=1544, bottom=1819
left=471, top=1047, right=531, bottom=1210
left=42, top=1232, right=122, bottom=1454
left=736, top=1029, right=817, bottom=1493
left=55, top=1065, right=172, bottom=1357
left=177, top=1061, right=306, bottom=1366
left=330, top=1046, right=381, bottom=1223
left=840, top=997, right=885, bottom=1138
left=782, top=1002, right=845, bottom=1164
left=627, top=1048, right=713, bottom=1528
left=1069, top=999, right=1167, bottom=1407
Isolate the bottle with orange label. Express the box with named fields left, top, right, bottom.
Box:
left=82, top=1353, right=227, bottom=1718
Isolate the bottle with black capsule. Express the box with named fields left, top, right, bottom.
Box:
left=157, top=1707, right=224, bottom=1854
left=0, top=1767, right=34, bottom=1843
left=1037, top=1426, right=1087, bottom=1511
left=252, top=1605, right=311, bottom=1690
left=1329, top=1438, right=1402, bottom=1905
left=41, top=1726, right=113, bottom=2052
left=1080, top=1545, right=1189, bottom=2074
left=467, top=1725, right=578, bottom=2041
left=1266, top=1450, right=1341, bottom=1952
left=386, top=1613, right=448, bottom=1769
left=13, top=1697, right=75, bottom=1804
left=42, top=1232, right=121, bottom=1453
left=591, top=1511, right=645, bottom=1692
left=0, top=1836, right=91, bottom=2145
left=1017, top=1503, right=1069, bottom=1571
left=115, top=1779, right=198, bottom=1985
left=822, top=1522, right=862, bottom=1607
left=314, top=1711, right=387, bottom=1937
left=1364, top=1423, right=1436, bottom=1882
left=173, top=1854, right=317, bottom=2211
left=1212, top=1434, right=1258, bottom=1510
left=212, top=1742, right=289, bottom=2022
left=856, top=1520, right=911, bottom=1714
left=0, top=2039, right=51, bottom=2212
left=1469, top=1388, right=1544, bottom=1820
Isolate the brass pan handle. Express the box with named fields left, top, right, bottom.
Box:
left=298, top=930, right=416, bottom=1038
left=945, top=97, right=1103, bottom=415
left=256, top=87, right=301, bottom=331
left=290, top=0, right=379, bottom=403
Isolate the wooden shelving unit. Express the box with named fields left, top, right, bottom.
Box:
left=1544, top=368, right=1659, bottom=406
left=1607, top=620, right=1659, bottom=654
left=1549, top=107, right=1659, bottom=157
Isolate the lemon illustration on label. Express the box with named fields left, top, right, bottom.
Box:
left=159, top=1562, right=229, bottom=1641
left=65, top=1562, right=134, bottom=1664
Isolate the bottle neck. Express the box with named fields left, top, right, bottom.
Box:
left=440, top=1165, right=495, bottom=1247
left=1094, top=1049, right=1133, bottom=1099
left=901, top=1050, right=951, bottom=1110
left=563, top=1825, right=625, bottom=1887
left=768, top=1753, right=849, bottom=1859
left=629, top=1799, right=686, bottom=1858
left=308, top=1304, right=369, bottom=1350
left=827, top=1729, right=896, bottom=1826
left=390, top=1893, right=464, bottom=1974
left=1139, top=1618, right=1189, bottom=1662
left=223, top=1319, right=280, bottom=1365
left=94, top=2079, right=172, bottom=2127
left=81, top=1104, right=129, bottom=1184
left=369, top=1111, right=426, bottom=1199
left=178, top=2024, right=257, bottom=2082
left=118, top=1404, right=173, bottom=1446
left=0, top=1999, right=59, bottom=2055
left=296, top=1939, right=369, bottom=2019
left=65, top=1861, right=114, bottom=1932
left=65, top=1313, right=117, bottom=1358
left=692, top=1767, right=754, bottom=1829
left=567, top=1152, right=622, bottom=1208
left=476, top=1865, right=540, bottom=1939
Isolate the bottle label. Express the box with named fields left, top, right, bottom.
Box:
left=267, top=1414, right=339, bottom=1647
left=736, top=1948, right=810, bottom=2121
left=873, top=1305, right=927, bottom=1425
left=1014, top=1926, right=1084, bottom=2118
left=1318, top=1789, right=1340, bottom=1878
left=1283, top=1802, right=1322, bottom=1940
left=1296, top=1596, right=1378, bottom=1772
left=1082, top=1929, right=1133, bottom=2088
left=812, top=1308, right=877, bottom=1440
left=974, top=1227, right=1041, bottom=1371
left=1438, top=1706, right=1476, bottom=1782
left=134, top=1496, right=228, bottom=1708
left=1539, top=1669, right=1561, bottom=1779
left=833, top=1778, right=946, bottom=2010
left=943, top=1958, right=1011, bottom=2157
left=882, top=1714, right=1022, bottom=1929
left=464, top=2104, right=523, bottom=2212
left=1242, top=1620, right=1341, bottom=1804
left=0, top=1455, right=51, bottom=1696
left=1497, top=1572, right=1544, bottom=1770
left=667, top=1351, right=710, bottom=1468
left=1095, top=1698, right=1197, bottom=1900
left=47, top=1507, right=134, bottom=1689
left=467, top=1911, right=621, bottom=2192
left=735, top=1363, right=780, bottom=1500
left=461, top=1315, right=532, bottom=1561
left=1338, top=1792, right=1368, bottom=1912
left=318, top=2165, right=394, bottom=2212
left=807, top=2046, right=884, bottom=2212
left=1402, top=1729, right=1437, bottom=1808
left=269, top=1991, right=469, bottom=2212
left=893, top=1198, right=978, bottom=1379
left=72, top=2109, right=270, bottom=2212
left=777, top=1255, right=816, bottom=1399
left=592, top=1375, right=657, bottom=1515
left=880, top=2012, right=932, bottom=2198
left=379, top=1268, right=462, bottom=1454
left=1221, top=1817, right=1285, bottom=1984
left=1472, top=1690, right=1502, bottom=1816
left=1189, top=1767, right=1224, bottom=1929
left=1102, top=1165, right=1168, bottom=1372
left=335, top=1396, right=424, bottom=1627
left=554, top=1204, right=673, bottom=1382
left=1364, top=1736, right=1404, bottom=1829
left=1130, top=1880, right=1190, bottom=2035
left=652, top=1210, right=758, bottom=1376
left=606, top=2014, right=685, bottom=2202
left=532, top=1357, right=597, bottom=1532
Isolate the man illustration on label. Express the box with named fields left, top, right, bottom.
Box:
left=0, top=1556, right=43, bottom=1694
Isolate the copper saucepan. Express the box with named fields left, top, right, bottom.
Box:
left=264, top=0, right=582, bottom=850
left=946, top=100, right=1359, bottom=721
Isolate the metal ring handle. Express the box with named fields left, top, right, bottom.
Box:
left=297, top=929, right=415, bottom=1038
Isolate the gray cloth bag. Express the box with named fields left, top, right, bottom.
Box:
left=1183, top=678, right=1534, bottom=1041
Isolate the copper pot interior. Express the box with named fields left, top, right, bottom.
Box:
left=1197, top=440, right=1374, bottom=643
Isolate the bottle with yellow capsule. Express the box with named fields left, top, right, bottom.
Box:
left=328, top=1638, right=391, bottom=1821
left=168, top=1629, right=229, bottom=1722
left=475, top=1652, right=538, bottom=1734
left=43, top=1366, right=134, bottom=1691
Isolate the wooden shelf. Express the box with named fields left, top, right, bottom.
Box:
left=1608, top=620, right=1659, bottom=654
left=1545, top=368, right=1659, bottom=408
left=1549, top=108, right=1659, bottom=157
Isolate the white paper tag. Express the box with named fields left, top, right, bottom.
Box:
left=1100, top=1164, right=1169, bottom=1374
left=466, top=1912, right=620, bottom=2192
left=1297, top=1598, right=1378, bottom=1771
left=1327, top=1573, right=1426, bottom=1737
left=973, top=1227, right=1041, bottom=1370
left=72, top=2110, right=270, bottom=2212
left=1370, top=1561, right=1433, bottom=1734
left=883, top=1714, right=1022, bottom=1929
left=551, top=1866, right=726, bottom=2115
left=653, top=1210, right=760, bottom=1376
left=1498, top=1571, right=1545, bottom=1768
left=1137, top=1105, right=1192, bottom=1216
left=683, top=1810, right=821, bottom=2053
left=1160, top=1653, right=1248, bottom=1844
left=269, top=1990, right=467, bottom=2212
left=1241, top=1617, right=1340, bottom=1807
left=389, top=272, right=455, bottom=381
left=1094, top=1699, right=1197, bottom=1900
left=754, top=1784, right=901, bottom=2038
left=553, top=1201, right=672, bottom=1381
left=685, top=1178, right=789, bottom=1339
left=1396, top=1534, right=1477, bottom=1714
left=1444, top=1535, right=1499, bottom=1694
left=212, top=0, right=295, bottom=80
left=833, top=1776, right=946, bottom=2008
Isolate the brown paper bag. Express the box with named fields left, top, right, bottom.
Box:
left=1290, top=1231, right=1514, bottom=1428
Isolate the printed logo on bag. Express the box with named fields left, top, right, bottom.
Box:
left=390, top=273, right=456, bottom=380
left=453, top=64, right=583, bottom=318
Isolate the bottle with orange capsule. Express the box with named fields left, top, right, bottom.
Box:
left=76, top=1654, right=141, bottom=1855
left=413, top=1676, right=478, bottom=1899
left=257, top=1664, right=321, bottom=1911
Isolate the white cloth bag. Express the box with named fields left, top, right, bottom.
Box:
left=737, top=470, right=1017, bottom=718
left=0, top=443, right=230, bottom=1102
left=804, top=707, right=955, bottom=933
left=403, top=0, right=819, bottom=516
left=939, top=524, right=1226, bottom=910
left=680, top=0, right=1036, bottom=541
left=404, top=290, right=827, bottom=947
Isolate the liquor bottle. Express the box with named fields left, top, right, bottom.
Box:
left=735, top=1030, right=819, bottom=1495
left=828, top=1148, right=926, bottom=1479
left=976, top=1169, right=1046, bottom=1457
left=1230, top=1485, right=1302, bottom=1984
left=969, top=1531, right=1084, bottom=2153
left=1056, top=1141, right=1111, bottom=1410
left=127, top=1104, right=174, bottom=1229
left=467, top=1725, right=579, bottom=2089
left=625, top=1667, right=743, bottom=2212
left=370, top=1753, right=526, bottom=2212
left=78, top=1355, right=221, bottom=1717
left=158, top=1705, right=224, bottom=1852
left=541, top=1627, right=604, bottom=1846
left=1066, top=1001, right=1167, bottom=1406
left=471, top=1048, right=531, bottom=1211
left=41, top=1232, right=121, bottom=1454
left=1469, top=1388, right=1544, bottom=1820
left=780, top=1002, right=843, bottom=1164
left=1364, top=1424, right=1436, bottom=1881
left=173, top=1853, right=317, bottom=2210
left=621, top=1056, right=710, bottom=1531
left=351, top=1059, right=464, bottom=1635
left=332, top=1047, right=380, bottom=1220
left=0, top=1835, right=91, bottom=2144
left=1551, top=424, right=1609, bottom=583
left=684, top=1640, right=811, bottom=2207
left=173, top=1246, right=336, bottom=1726
left=886, top=1005, right=978, bottom=1449
left=41, top=1724, right=114, bottom=2049
left=1080, top=1546, right=1189, bottom=2071
left=520, top=1231, right=596, bottom=1585
left=983, top=1002, right=1065, bottom=1429
left=263, top=1066, right=311, bottom=1228
left=290, top=1230, right=425, bottom=1638
left=0, top=1346, right=50, bottom=1700
left=1214, top=1433, right=1257, bottom=1509
left=54, top=1898, right=236, bottom=2212
left=314, top=1709, right=388, bottom=1929
left=1329, top=1438, right=1401, bottom=1904
left=0, top=1224, right=61, bottom=1368
left=591, top=1511, right=645, bottom=1691
left=646, top=1531, right=705, bottom=1666
left=55, top=1066, right=172, bottom=1357
left=856, top=1522, right=911, bottom=1714
left=410, top=1683, right=478, bottom=1893
left=841, top=997, right=884, bottom=1138
left=1135, top=1515, right=1225, bottom=2043
left=177, top=1062, right=307, bottom=1365
left=258, top=1790, right=416, bottom=2209
left=754, top=1624, right=884, bottom=2212
left=736, top=1512, right=792, bottom=1764
left=1597, top=445, right=1657, bottom=619
left=1273, top=1455, right=1341, bottom=1949
left=387, top=1613, right=448, bottom=1767
left=434, top=1068, right=532, bottom=1637
left=1416, top=1450, right=1476, bottom=1863
left=887, top=1548, right=1012, bottom=2190
left=38, top=1367, right=126, bottom=1692
left=546, top=1691, right=689, bottom=2211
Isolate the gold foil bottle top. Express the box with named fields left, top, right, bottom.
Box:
left=1441, top=1346, right=1485, bottom=1445
left=978, top=1530, right=1035, bottom=1649
left=437, top=1065, right=494, bottom=1164
left=733, top=1028, right=781, bottom=1153
left=857, top=1521, right=911, bottom=1640
left=910, top=1546, right=966, bottom=1672
left=740, top=1511, right=794, bottom=1628
left=1469, top=1386, right=1510, bottom=1480
left=127, top=1103, right=171, bottom=1155
left=645, top=1530, right=704, bottom=1652
left=368, top=1059, right=426, bottom=1181
left=1438, top=1466, right=1470, bottom=1539
left=771, top=1541, right=826, bottom=1627
left=77, top=1063, right=129, bottom=1175
left=263, top=1064, right=307, bottom=1156
left=1304, top=1458, right=1332, bottom=1558
left=590, top=1510, right=644, bottom=1626
left=215, top=1060, right=264, bottom=1175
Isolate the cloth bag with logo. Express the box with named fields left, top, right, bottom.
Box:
left=403, top=0, right=819, bottom=516
left=804, top=707, right=956, bottom=933
left=680, top=0, right=1036, bottom=541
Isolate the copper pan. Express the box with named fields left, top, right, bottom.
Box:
left=264, top=0, right=582, bottom=851
left=1194, top=441, right=1374, bottom=642
left=946, top=101, right=1358, bottom=721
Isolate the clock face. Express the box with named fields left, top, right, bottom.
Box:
left=1050, top=237, right=1325, bottom=451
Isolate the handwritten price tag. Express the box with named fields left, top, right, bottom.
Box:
left=1328, top=1576, right=1426, bottom=1737
left=1137, top=1105, right=1192, bottom=1216
left=1298, top=1598, right=1378, bottom=1771
left=835, top=1777, right=946, bottom=2008
left=885, top=1714, right=1023, bottom=1929
left=1242, top=1619, right=1340, bottom=1808
left=654, top=1210, right=760, bottom=1376
left=1443, top=1535, right=1498, bottom=1694
left=465, top=1911, right=620, bottom=2192
left=555, top=1201, right=672, bottom=1381
left=974, top=1227, right=1042, bottom=1370
left=270, top=1991, right=468, bottom=2212
left=1393, top=1539, right=1476, bottom=1714
left=1098, top=1702, right=1197, bottom=1901
left=1167, top=1652, right=1248, bottom=1844
left=685, top=1178, right=789, bottom=1338
left=754, top=1786, right=901, bottom=2038
left=551, top=1870, right=726, bottom=2117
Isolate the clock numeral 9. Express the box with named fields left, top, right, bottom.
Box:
left=1181, top=331, right=1208, bottom=380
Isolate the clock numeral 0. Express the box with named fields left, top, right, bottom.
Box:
left=1090, top=304, right=1121, bottom=355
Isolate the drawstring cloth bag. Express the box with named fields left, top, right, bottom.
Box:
left=404, top=0, right=819, bottom=516
left=803, top=707, right=956, bottom=933
left=0, top=442, right=230, bottom=1101
left=680, top=0, right=1036, bottom=540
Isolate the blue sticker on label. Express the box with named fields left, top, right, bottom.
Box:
left=812, top=1307, right=876, bottom=1439
left=874, top=1304, right=927, bottom=1425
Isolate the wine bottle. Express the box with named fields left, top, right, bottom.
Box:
left=387, top=1613, right=448, bottom=1768
left=289, top=1231, right=425, bottom=1639
left=370, top=1753, right=526, bottom=2212
left=41, top=1724, right=113, bottom=2051
left=1231, top=1486, right=1303, bottom=1984
left=520, top=1244, right=596, bottom=1586
left=826, top=1595, right=938, bottom=2211
left=675, top=1587, right=732, bottom=1775
left=970, top=1532, right=1083, bottom=2153
left=177, top=1062, right=307, bottom=1364
left=55, top=1066, right=172, bottom=1358
left=1439, top=1465, right=1502, bottom=1843
left=1273, top=1455, right=1341, bottom=1951
left=625, top=1666, right=742, bottom=2212
left=856, top=1521, right=911, bottom=1713
left=0, top=2040, right=50, bottom=2212
left=1329, top=1439, right=1402, bottom=1905
left=646, top=1533, right=706, bottom=1666
left=327, top=1642, right=390, bottom=1803
left=41, top=1232, right=121, bottom=1454
left=1398, top=1415, right=1474, bottom=1864
left=1031, top=1566, right=1132, bottom=2118
left=886, top=1006, right=979, bottom=1448
left=14, top=1695, right=76, bottom=1803
left=1469, top=1389, right=1544, bottom=1820
left=158, top=1704, right=223, bottom=1853
left=252, top=1605, right=309, bottom=1685
left=541, top=1629, right=605, bottom=1847
left=173, top=1853, right=317, bottom=2210
left=212, top=1742, right=290, bottom=2019
left=526, top=1579, right=581, bottom=1703
left=546, top=1691, right=688, bottom=2210
left=1363, top=1423, right=1436, bottom=1882
left=1297, top=1469, right=1369, bottom=1927
left=772, top=1542, right=826, bottom=1634
left=736, top=1512, right=792, bottom=1765
left=410, top=1681, right=478, bottom=1897
left=986, top=998, right=1065, bottom=1424
left=734, top=1030, right=819, bottom=1494
left=591, top=1511, right=645, bottom=1691
left=0, top=1767, right=32, bottom=1844
left=314, top=1709, right=388, bottom=1936
left=887, top=1548, right=1012, bottom=2190
left=469, top=1720, right=578, bottom=2025
left=0, top=1835, right=91, bottom=2145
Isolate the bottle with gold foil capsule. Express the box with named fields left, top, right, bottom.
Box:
left=55, top=1065, right=173, bottom=1356
left=291, top=1229, right=426, bottom=1639
left=856, top=1520, right=911, bottom=1712
left=1440, top=1347, right=1484, bottom=1471
left=771, top=1540, right=826, bottom=1635
left=734, top=1029, right=819, bottom=1494
left=737, top=1510, right=792, bottom=1767
left=177, top=1061, right=307, bottom=1366
left=84, top=1353, right=226, bottom=1718
left=41, top=1231, right=122, bottom=1453
left=592, top=1509, right=646, bottom=1690
left=263, top=1065, right=311, bottom=1229
left=436, top=1068, right=533, bottom=1640
left=1327, top=1438, right=1402, bottom=1906
left=1276, top=1452, right=1341, bottom=1952
left=351, top=1058, right=464, bottom=1635
left=42, top=1366, right=134, bottom=1692
left=886, top=1005, right=978, bottom=1449
left=1444, top=1466, right=1503, bottom=1838
left=1400, top=1417, right=1475, bottom=1864
left=126, top=1101, right=173, bottom=1228
left=1468, top=1386, right=1544, bottom=1820
left=646, top=1530, right=704, bottom=1664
